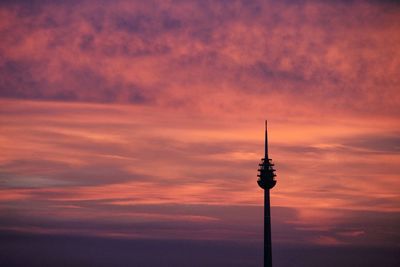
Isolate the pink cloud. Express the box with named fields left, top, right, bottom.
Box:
left=0, top=0, right=399, bottom=118
left=0, top=2, right=399, bottom=260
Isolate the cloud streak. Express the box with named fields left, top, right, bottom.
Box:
left=0, top=99, right=399, bottom=247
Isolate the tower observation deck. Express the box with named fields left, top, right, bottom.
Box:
left=257, top=120, right=276, bottom=267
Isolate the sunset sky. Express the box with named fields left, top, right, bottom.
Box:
left=0, top=1, right=399, bottom=266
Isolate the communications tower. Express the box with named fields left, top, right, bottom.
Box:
left=257, top=120, right=277, bottom=267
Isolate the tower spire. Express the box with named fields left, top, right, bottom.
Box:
left=265, top=120, right=268, bottom=159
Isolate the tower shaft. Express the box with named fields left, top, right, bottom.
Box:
left=264, top=188, right=272, bottom=267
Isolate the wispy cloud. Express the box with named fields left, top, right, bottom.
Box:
left=1, top=98, right=399, bottom=249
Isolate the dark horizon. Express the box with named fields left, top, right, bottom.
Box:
left=1, top=230, right=399, bottom=267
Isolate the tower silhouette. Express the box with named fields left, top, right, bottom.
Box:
left=257, top=120, right=277, bottom=267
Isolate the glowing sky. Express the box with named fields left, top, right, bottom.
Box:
left=0, top=1, right=399, bottom=266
